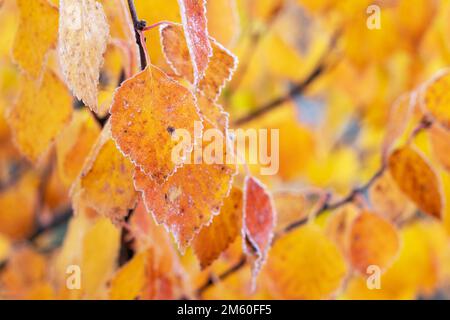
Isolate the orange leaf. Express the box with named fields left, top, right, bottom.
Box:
left=6, top=70, right=73, bottom=162
left=388, top=146, right=443, bottom=219
left=110, top=64, right=201, bottom=184
left=243, top=176, right=276, bottom=283
left=193, top=186, right=243, bottom=269
left=349, top=212, right=400, bottom=274
left=161, top=23, right=237, bottom=100
left=177, top=0, right=212, bottom=84
left=0, top=172, right=38, bottom=240
left=369, top=171, right=416, bottom=224
left=429, top=124, right=450, bottom=172
left=135, top=161, right=235, bottom=251
left=421, top=69, right=450, bottom=129
left=12, top=0, right=58, bottom=78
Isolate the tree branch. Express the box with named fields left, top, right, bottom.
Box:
left=126, top=0, right=147, bottom=70
left=233, top=31, right=340, bottom=126
left=233, top=61, right=328, bottom=126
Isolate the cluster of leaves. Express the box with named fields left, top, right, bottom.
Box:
left=0, top=0, right=450, bottom=300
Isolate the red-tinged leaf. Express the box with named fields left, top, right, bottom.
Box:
left=243, top=176, right=276, bottom=285
left=177, top=0, right=212, bottom=84
left=160, top=23, right=194, bottom=83
left=198, top=37, right=238, bottom=102
left=110, top=64, right=202, bottom=184
left=161, top=23, right=237, bottom=101
left=134, top=158, right=236, bottom=251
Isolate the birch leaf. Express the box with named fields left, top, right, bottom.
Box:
left=58, top=0, right=110, bottom=112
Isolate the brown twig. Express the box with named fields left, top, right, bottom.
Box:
left=233, top=60, right=328, bottom=126
left=126, top=0, right=147, bottom=70
left=233, top=30, right=340, bottom=126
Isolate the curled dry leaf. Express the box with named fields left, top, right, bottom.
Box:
left=12, top=0, right=58, bottom=78
left=349, top=212, right=400, bottom=274
left=388, top=146, right=443, bottom=219
left=161, top=23, right=237, bottom=102
left=177, top=0, right=212, bottom=84
left=429, top=124, right=450, bottom=172
left=6, top=70, right=73, bottom=163
left=58, top=0, right=110, bottom=111
left=193, top=186, right=243, bottom=269
left=265, top=224, right=347, bottom=299
left=110, top=64, right=202, bottom=184
left=421, top=69, right=450, bottom=130
left=243, top=176, right=276, bottom=285
left=72, top=123, right=137, bottom=223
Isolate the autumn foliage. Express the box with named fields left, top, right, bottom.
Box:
left=1, top=0, right=450, bottom=300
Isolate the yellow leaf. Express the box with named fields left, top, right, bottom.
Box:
left=6, top=70, right=73, bottom=162
left=74, top=123, right=137, bottom=223
left=193, top=187, right=242, bottom=269
left=56, top=109, right=101, bottom=186
left=109, top=250, right=148, bottom=300
left=12, top=0, right=58, bottom=78
left=206, top=0, right=240, bottom=48
left=264, top=224, right=347, bottom=299
left=421, top=69, right=450, bottom=130
left=81, top=217, right=120, bottom=298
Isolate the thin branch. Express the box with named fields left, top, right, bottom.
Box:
left=233, top=31, right=340, bottom=126
left=126, top=0, right=147, bottom=70
left=233, top=61, right=328, bottom=126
